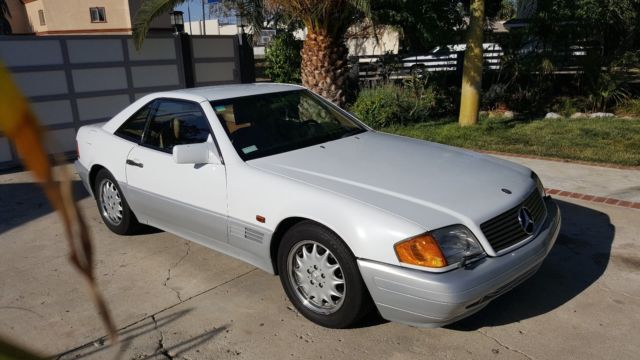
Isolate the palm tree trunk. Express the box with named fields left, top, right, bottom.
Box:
left=458, top=0, right=485, bottom=127
left=0, top=0, right=12, bottom=35
left=301, top=28, right=348, bottom=106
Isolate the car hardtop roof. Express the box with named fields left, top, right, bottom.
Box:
left=154, top=83, right=305, bottom=102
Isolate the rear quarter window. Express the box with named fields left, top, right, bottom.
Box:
left=114, top=103, right=153, bottom=143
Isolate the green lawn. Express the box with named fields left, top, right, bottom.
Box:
left=381, top=117, right=640, bottom=167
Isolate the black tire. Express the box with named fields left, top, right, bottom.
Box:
left=94, top=169, right=140, bottom=235
left=277, top=221, right=373, bottom=328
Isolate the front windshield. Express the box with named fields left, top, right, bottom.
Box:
left=211, top=90, right=365, bottom=161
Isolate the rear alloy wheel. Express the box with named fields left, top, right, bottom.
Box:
left=99, top=179, right=123, bottom=226
left=94, top=169, right=140, bottom=235
left=278, top=221, right=372, bottom=328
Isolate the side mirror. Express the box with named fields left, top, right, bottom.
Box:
left=172, top=143, right=220, bottom=165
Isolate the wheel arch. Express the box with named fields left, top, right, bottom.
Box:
left=270, top=217, right=307, bottom=275
left=270, top=216, right=352, bottom=275
left=88, top=164, right=107, bottom=196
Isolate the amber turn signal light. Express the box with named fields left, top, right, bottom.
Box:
left=394, top=234, right=448, bottom=268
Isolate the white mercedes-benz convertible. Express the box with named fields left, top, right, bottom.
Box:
left=75, top=83, right=561, bottom=328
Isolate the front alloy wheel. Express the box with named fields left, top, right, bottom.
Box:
left=278, top=221, right=373, bottom=328
left=287, top=240, right=346, bottom=314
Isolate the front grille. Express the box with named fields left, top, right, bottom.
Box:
left=480, top=189, right=546, bottom=252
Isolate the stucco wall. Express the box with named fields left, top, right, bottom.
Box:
left=39, top=0, right=131, bottom=34
left=24, top=1, right=46, bottom=34
left=347, top=26, right=400, bottom=56
left=17, top=0, right=170, bottom=35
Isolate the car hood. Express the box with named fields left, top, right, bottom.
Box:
left=249, top=131, right=535, bottom=230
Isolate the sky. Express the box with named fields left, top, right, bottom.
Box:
left=176, top=0, right=521, bottom=25
left=175, top=0, right=237, bottom=24
left=175, top=0, right=208, bottom=22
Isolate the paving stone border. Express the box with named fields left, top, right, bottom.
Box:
left=546, top=188, right=640, bottom=210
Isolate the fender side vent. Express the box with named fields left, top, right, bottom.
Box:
left=244, top=227, right=264, bottom=243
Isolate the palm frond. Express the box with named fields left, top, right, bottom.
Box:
left=133, top=0, right=186, bottom=49
left=1, top=0, right=11, bottom=17
left=222, top=0, right=265, bottom=42
left=347, top=0, right=371, bottom=17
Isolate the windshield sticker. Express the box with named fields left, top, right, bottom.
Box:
left=214, top=105, right=226, bottom=112
left=242, top=145, right=258, bottom=154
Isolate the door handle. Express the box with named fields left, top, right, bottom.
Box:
left=126, top=159, right=144, bottom=168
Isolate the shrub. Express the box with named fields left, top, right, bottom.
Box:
left=616, top=99, right=640, bottom=117
left=350, top=84, right=437, bottom=128
left=351, top=85, right=405, bottom=128
left=585, top=72, right=631, bottom=112
left=482, top=83, right=509, bottom=110
left=551, top=97, right=589, bottom=117
left=502, top=84, right=554, bottom=115
left=264, top=32, right=302, bottom=83
left=402, top=74, right=438, bottom=120
left=432, top=85, right=458, bottom=117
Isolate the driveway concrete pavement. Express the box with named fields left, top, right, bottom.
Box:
left=0, top=158, right=639, bottom=360
left=496, top=154, right=640, bottom=202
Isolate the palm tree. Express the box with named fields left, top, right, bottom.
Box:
left=458, top=0, right=485, bottom=126
left=133, top=0, right=369, bottom=106
left=0, top=0, right=12, bottom=35
left=132, top=0, right=187, bottom=46
left=267, top=1, right=369, bottom=105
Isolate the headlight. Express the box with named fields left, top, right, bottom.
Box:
left=394, top=225, right=485, bottom=269
left=532, top=171, right=546, bottom=197
left=432, top=225, right=485, bottom=266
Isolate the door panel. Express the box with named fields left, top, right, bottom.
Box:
left=125, top=144, right=228, bottom=244
left=124, top=99, right=228, bottom=245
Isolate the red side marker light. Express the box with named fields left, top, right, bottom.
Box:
left=256, top=215, right=265, bottom=223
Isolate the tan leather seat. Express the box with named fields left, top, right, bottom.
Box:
left=172, top=117, right=181, bottom=141
left=159, top=117, right=181, bottom=149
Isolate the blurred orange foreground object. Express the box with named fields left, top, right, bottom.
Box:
left=0, top=64, right=118, bottom=343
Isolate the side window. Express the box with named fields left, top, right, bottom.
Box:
left=142, top=100, right=210, bottom=152
left=90, top=7, right=107, bottom=23
left=114, top=102, right=153, bottom=143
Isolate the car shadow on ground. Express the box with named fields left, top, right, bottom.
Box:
left=449, top=199, right=615, bottom=331
left=0, top=180, right=162, bottom=236
left=0, top=180, right=89, bottom=235
left=56, top=308, right=227, bottom=360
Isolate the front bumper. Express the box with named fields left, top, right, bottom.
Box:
left=358, top=196, right=561, bottom=328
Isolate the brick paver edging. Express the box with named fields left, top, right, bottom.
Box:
left=546, top=188, right=640, bottom=210
left=477, top=150, right=640, bottom=171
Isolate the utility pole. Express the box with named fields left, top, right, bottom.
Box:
left=187, top=0, right=193, bottom=34
left=201, top=0, right=206, bottom=35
